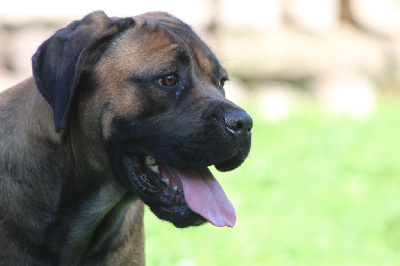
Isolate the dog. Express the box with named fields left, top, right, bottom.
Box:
left=0, top=11, right=252, bottom=265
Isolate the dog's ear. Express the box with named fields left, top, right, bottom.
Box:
left=32, top=11, right=135, bottom=132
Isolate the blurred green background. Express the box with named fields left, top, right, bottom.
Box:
left=145, top=99, right=400, bottom=265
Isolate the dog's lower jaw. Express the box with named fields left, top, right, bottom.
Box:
left=119, top=152, right=239, bottom=228
left=120, top=154, right=207, bottom=228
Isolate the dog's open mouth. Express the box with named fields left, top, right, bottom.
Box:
left=122, top=154, right=236, bottom=228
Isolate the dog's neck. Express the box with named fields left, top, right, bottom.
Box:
left=52, top=185, right=144, bottom=264
left=0, top=78, right=145, bottom=264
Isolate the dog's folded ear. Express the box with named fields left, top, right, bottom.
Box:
left=32, top=11, right=135, bottom=132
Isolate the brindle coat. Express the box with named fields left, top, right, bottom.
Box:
left=0, top=11, right=252, bottom=265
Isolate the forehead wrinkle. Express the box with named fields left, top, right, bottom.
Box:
left=131, top=22, right=191, bottom=68
left=99, top=17, right=222, bottom=81
left=102, top=26, right=182, bottom=66
left=129, top=15, right=219, bottom=74
left=155, top=20, right=222, bottom=79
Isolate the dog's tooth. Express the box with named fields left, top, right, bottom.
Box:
left=149, top=164, right=159, bottom=173
left=172, top=186, right=178, bottom=191
left=161, top=178, right=170, bottom=186
left=145, top=155, right=157, bottom=165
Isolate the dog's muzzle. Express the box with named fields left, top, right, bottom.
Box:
left=112, top=103, right=253, bottom=228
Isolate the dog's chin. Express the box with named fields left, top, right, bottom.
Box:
left=121, top=154, right=207, bottom=228
left=214, top=155, right=246, bottom=172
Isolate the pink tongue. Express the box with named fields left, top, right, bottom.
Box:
left=176, top=168, right=236, bottom=227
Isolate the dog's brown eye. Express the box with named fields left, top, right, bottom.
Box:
left=160, top=74, right=179, bottom=87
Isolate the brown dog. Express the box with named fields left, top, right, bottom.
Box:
left=0, top=11, right=252, bottom=265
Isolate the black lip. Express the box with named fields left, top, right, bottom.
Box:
left=214, top=155, right=245, bottom=172
left=214, top=137, right=252, bottom=172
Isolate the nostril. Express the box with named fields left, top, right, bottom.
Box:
left=223, top=110, right=253, bottom=134
left=236, top=121, right=244, bottom=131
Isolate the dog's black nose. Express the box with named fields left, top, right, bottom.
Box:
left=223, top=109, right=253, bottom=135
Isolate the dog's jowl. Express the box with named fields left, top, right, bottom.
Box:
left=0, top=11, right=252, bottom=265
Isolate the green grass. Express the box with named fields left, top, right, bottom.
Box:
left=144, top=99, right=400, bottom=265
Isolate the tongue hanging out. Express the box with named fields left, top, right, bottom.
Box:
left=160, top=166, right=236, bottom=227
left=179, top=168, right=236, bottom=227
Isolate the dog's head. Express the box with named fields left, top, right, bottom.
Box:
left=32, top=11, right=252, bottom=228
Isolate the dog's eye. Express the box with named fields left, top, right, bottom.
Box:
left=159, top=74, right=179, bottom=87
left=218, top=77, right=229, bottom=90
